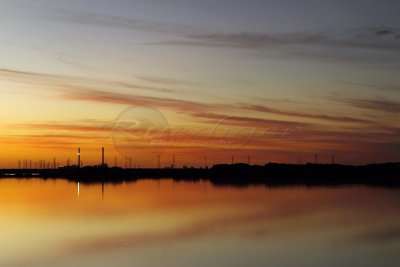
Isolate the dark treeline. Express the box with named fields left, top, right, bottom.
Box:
left=0, top=163, right=399, bottom=187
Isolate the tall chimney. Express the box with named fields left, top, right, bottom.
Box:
left=102, top=147, right=105, bottom=166
left=78, top=148, right=81, bottom=168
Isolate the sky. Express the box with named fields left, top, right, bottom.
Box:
left=0, top=0, right=399, bottom=167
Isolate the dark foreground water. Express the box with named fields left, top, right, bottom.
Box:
left=0, top=178, right=399, bottom=267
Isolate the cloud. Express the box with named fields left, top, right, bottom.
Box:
left=3, top=67, right=395, bottom=152
left=0, top=69, right=232, bottom=119
left=1, top=67, right=312, bottom=131
left=367, top=26, right=398, bottom=37
left=1, top=67, right=381, bottom=132
left=146, top=26, right=400, bottom=66
left=46, top=9, right=400, bottom=55
left=154, top=26, right=400, bottom=53
left=240, top=104, right=372, bottom=124
left=192, top=112, right=306, bottom=129
left=334, top=97, right=400, bottom=113
left=116, top=81, right=175, bottom=93
left=136, top=76, right=201, bottom=86
left=60, top=87, right=215, bottom=114
left=353, top=225, right=400, bottom=243
left=342, top=81, right=400, bottom=93
left=0, top=68, right=177, bottom=94
left=376, top=30, right=395, bottom=36
left=14, top=122, right=112, bottom=133
left=49, top=10, right=201, bottom=35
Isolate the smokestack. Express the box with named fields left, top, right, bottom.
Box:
left=78, top=148, right=81, bottom=168
left=102, top=147, right=105, bottom=166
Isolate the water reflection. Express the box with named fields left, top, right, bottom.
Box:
left=0, top=178, right=399, bottom=267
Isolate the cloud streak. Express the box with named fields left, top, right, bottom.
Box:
left=154, top=26, right=400, bottom=53
left=334, top=97, right=400, bottom=113
left=0, top=68, right=177, bottom=95
left=1, top=68, right=379, bottom=128
left=49, top=10, right=202, bottom=35
left=192, top=112, right=306, bottom=129
left=240, top=104, right=372, bottom=124
left=46, top=10, right=400, bottom=56
left=353, top=225, right=400, bottom=243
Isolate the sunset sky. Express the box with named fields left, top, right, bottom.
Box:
left=0, top=0, right=399, bottom=167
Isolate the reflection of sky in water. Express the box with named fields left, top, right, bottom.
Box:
left=0, top=179, right=399, bottom=267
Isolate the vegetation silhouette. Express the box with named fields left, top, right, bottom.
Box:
left=1, top=162, right=399, bottom=187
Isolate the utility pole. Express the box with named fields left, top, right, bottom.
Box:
left=231, top=156, right=234, bottom=164
left=247, top=156, right=250, bottom=165
left=204, top=156, right=207, bottom=169
left=102, top=147, right=105, bottom=166
left=78, top=148, right=81, bottom=168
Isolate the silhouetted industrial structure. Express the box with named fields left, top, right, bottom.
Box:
left=102, top=147, right=105, bottom=166
left=78, top=148, right=81, bottom=168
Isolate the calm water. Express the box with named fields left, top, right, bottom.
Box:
left=0, top=179, right=399, bottom=267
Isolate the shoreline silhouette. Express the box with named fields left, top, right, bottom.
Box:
left=1, top=163, right=399, bottom=187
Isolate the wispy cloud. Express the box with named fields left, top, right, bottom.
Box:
left=343, top=81, right=400, bottom=93
left=60, top=87, right=216, bottom=114
left=48, top=10, right=202, bottom=35
left=135, top=76, right=201, bottom=86
left=240, top=104, right=372, bottom=124
left=14, top=122, right=111, bottom=133
left=353, top=225, right=400, bottom=243
left=154, top=26, right=400, bottom=53
left=192, top=112, right=306, bottom=129
left=46, top=9, right=400, bottom=54
left=0, top=68, right=177, bottom=94
left=333, top=97, right=400, bottom=113
left=367, top=26, right=400, bottom=37
left=1, top=68, right=378, bottom=127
